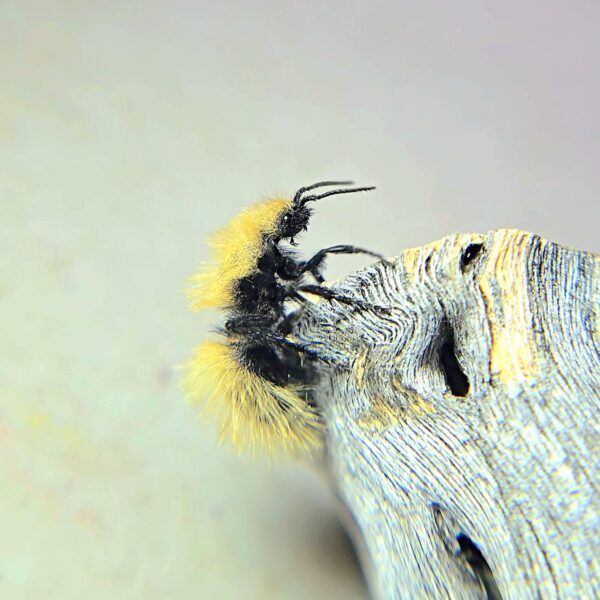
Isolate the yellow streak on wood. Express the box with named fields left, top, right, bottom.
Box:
left=479, top=230, right=538, bottom=384
left=358, top=397, right=404, bottom=432
left=357, top=382, right=433, bottom=433
left=392, top=379, right=435, bottom=416
left=402, top=238, right=445, bottom=283
left=353, top=351, right=368, bottom=388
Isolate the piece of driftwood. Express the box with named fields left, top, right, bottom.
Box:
left=294, top=229, right=599, bottom=599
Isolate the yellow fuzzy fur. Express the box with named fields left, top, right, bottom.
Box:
left=187, top=198, right=292, bottom=310
left=183, top=340, right=323, bottom=455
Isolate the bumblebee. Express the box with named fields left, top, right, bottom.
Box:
left=184, top=181, right=382, bottom=455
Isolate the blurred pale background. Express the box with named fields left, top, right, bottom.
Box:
left=2, top=1, right=599, bottom=598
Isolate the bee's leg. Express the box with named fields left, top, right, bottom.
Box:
left=271, top=335, right=325, bottom=360
left=277, top=245, right=385, bottom=282
left=296, top=284, right=390, bottom=314
left=300, top=244, right=386, bottom=283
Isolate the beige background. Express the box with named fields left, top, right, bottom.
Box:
left=2, top=1, right=599, bottom=598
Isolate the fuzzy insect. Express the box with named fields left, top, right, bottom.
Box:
left=183, top=181, right=382, bottom=455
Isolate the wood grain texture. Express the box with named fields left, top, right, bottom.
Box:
left=295, top=230, right=599, bottom=599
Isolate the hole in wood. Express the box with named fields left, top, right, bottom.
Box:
left=457, top=534, right=502, bottom=600
left=460, top=243, right=484, bottom=272
left=439, top=329, right=470, bottom=397
left=424, top=253, right=433, bottom=272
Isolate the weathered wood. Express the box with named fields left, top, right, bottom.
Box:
left=295, top=230, right=600, bottom=599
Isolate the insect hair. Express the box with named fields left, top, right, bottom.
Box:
left=184, top=181, right=384, bottom=455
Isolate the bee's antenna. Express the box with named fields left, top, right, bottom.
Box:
left=302, top=186, right=376, bottom=205
left=293, top=180, right=354, bottom=205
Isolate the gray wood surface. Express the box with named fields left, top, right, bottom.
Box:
left=295, top=229, right=599, bottom=599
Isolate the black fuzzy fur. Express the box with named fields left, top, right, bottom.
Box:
left=224, top=182, right=377, bottom=388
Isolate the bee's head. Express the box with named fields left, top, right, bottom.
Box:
left=278, top=204, right=312, bottom=240
left=280, top=181, right=375, bottom=242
